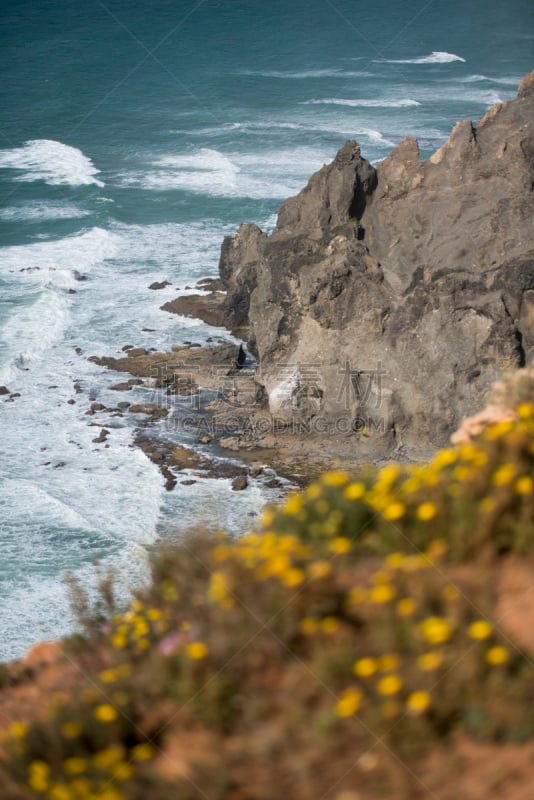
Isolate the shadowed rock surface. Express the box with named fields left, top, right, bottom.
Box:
left=217, top=71, right=534, bottom=455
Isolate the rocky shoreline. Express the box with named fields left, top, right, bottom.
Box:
left=88, top=302, right=378, bottom=494
left=86, top=71, right=534, bottom=494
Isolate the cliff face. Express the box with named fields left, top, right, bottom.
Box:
left=220, top=71, right=534, bottom=455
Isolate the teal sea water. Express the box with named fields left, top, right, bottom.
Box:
left=1, top=0, right=533, bottom=660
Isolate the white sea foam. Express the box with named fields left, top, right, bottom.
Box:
left=240, top=68, right=373, bottom=79
left=0, top=227, right=118, bottom=276
left=301, top=98, right=421, bottom=107
left=376, top=51, right=465, bottom=64
left=0, top=139, right=104, bottom=187
left=0, top=228, right=119, bottom=383
left=118, top=146, right=329, bottom=199
left=176, top=121, right=305, bottom=137
left=413, top=86, right=510, bottom=106
left=0, top=202, right=91, bottom=222
left=458, top=74, right=521, bottom=86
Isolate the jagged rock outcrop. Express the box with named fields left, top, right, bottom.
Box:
left=219, top=71, right=534, bottom=455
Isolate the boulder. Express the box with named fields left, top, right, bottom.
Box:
left=231, top=475, right=249, bottom=491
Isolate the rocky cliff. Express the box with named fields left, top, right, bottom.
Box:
left=219, top=70, right=534, bottom=455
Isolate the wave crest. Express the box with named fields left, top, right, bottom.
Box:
left=0, top=139, right=104, bottom=187
left=377, top=51, right=465, bottom=64
left=301, top=98, right=421, bottom=108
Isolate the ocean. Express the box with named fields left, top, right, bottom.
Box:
left=1, top=0, right=532, bottom=661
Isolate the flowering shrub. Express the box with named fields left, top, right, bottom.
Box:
left=1, top=402, right=533, bottom=799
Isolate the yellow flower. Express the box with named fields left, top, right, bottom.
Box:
left=320, top=616, right=340, bottom=634
left=416, top=502, right=437, bottom=521
left=335, top=687, right=362, bottom=717
left=485, top=645, right=509, bottom=665
left=516, top=402, right=534, bottom=419
left=353, top=657, right=378, bottom=678
left=485, top=420, right=513, bottom=440
left=48, top=784, right=71, bottom=800
left=369, top=583, right=395, bottom=604
left=70, top=779, right=92, bottom=797
left=379, top=653, right=401, bottom=672
left=453, top=465, right=474, bottom=482
left=347, top=586, right=368, bottom=604
left=492, top=464, right=516, bottom=487
left=131, top=743, right=156, bottom=762
left=378, top=464, right=402, bottom=484
left=284, top=493, right=303, bottom=515
left=382, top=502, right=405, bottom=521
left=282, top=568, right=305, bottom=587
left=28, top=762, right=50, bottom=793
left=396, top=597, right=416, bottom=617
left=401, top=476, right=421, bottom=494
left=516, top=476, right=534, bottom=495
left=111, top=633, right=127, bottom=649
left=406, top=691, right=431, bottom=713
left=60, top=722, right=81, bottom=739
left=306, top=482, right=322, bottom=500
left=300, top=617, right=318, bottom=635
left=98, top=789, right=123, bottom=800
left=113, top=762, right=134, bottom=781
left=28, top=773, right=49, bottom=794
left=480, top=497, right=497, bottom=513
left=329, top=537, right=351, bottom=554
left=212, top=543, right=231, bottom=561
left=99, top=669, right=117, bottom=684
left=372, top=570, right=389, bottom=584
left=322, top=471, right=349, bottom=486
left=62, top=757, right=87, bottom=776
left=426, top=538, right=447, bottom=558
left=209, top=571, right=234, bottom=606
left=432, top=448, right=458, bottom=470
left=402, top=554, right=430, bottom=572
left=308, top=560, right=332, bottom=579
left=420, top=617, right=453, bottom=645
left=92, top=745, right=124, bottom=770
left=186, top=641, right=208, bottom=660
left=417, top=651, right=443, bottom=671
left=468, top=620, right=492, bottom=640
left=377, top=675, right=403, bottom=696
left=147, top=608, right=163, bottom=621
left=344, top=482, right=366, bottom=500
left=386, top=552, right=405, bottom=569
left=9, top=721, right=27, bottom=739
left=94, top=704, right=118, bottom=723
left=259, top=509, right=274, bottom=528
left=29, top=761, right=50, bottom=776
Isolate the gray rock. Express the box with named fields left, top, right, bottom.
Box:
left=231, top=475, right=249, bottom=491
left=128, top=403, right=169, bottom=419
left=217, top=71, right=534, bottom=456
